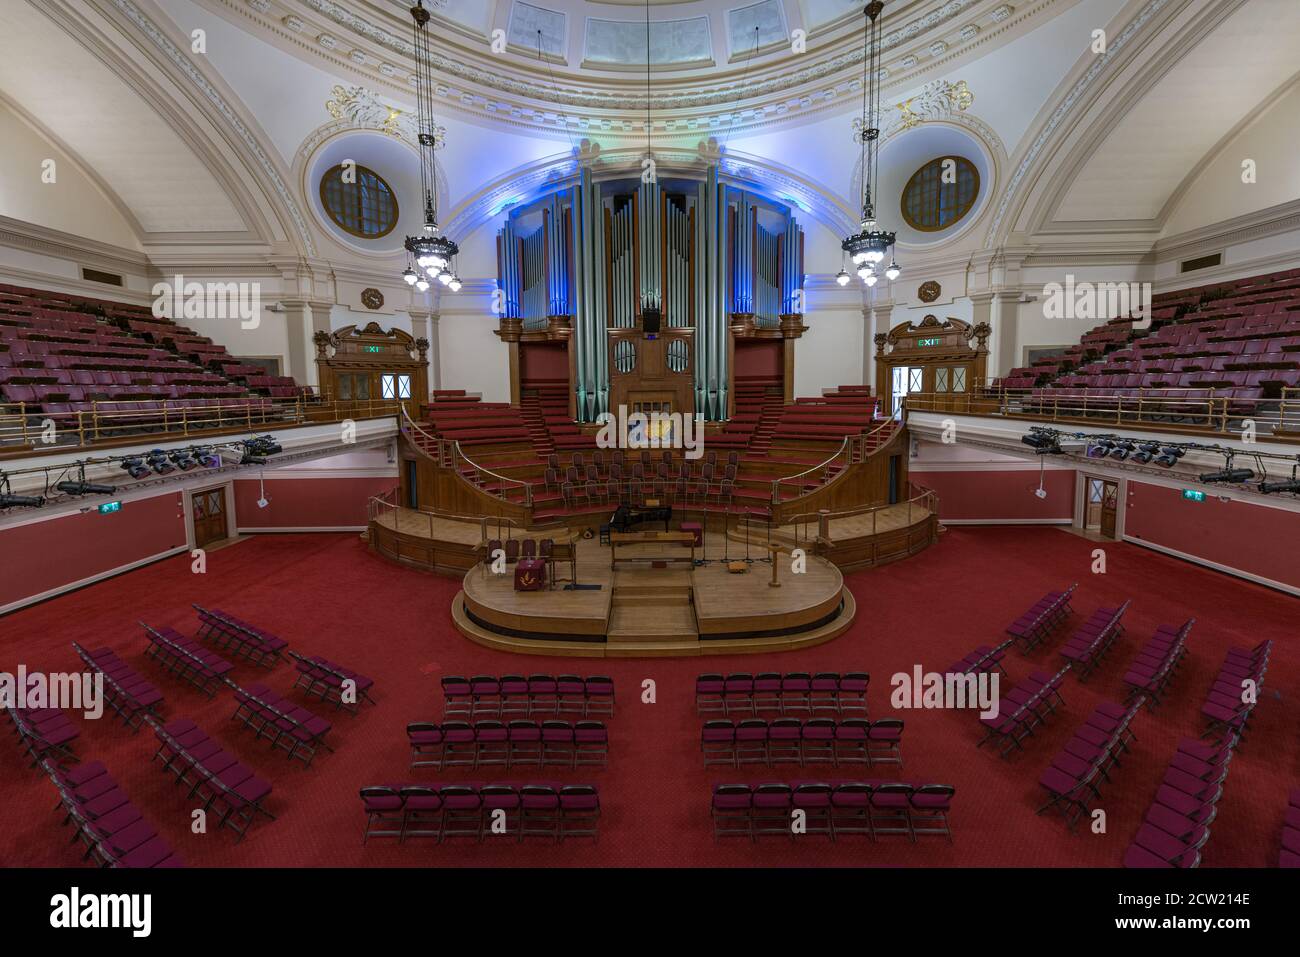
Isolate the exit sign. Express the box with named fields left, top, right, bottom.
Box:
left=917, top=337, right=942, bottom=347
left=1182, top=489, right=1205, bottom=502
left=98, top=501, right=122, bottom=514
left=363, top=345, right=382, bottom=353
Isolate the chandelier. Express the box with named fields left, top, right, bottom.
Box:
left=839, top=2, right=900, bottom=289
left=402, top=0, right=460, bottom=293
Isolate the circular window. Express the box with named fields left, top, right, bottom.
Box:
left=900, top=156, right=979, bottom=232
left=319, top=163, right=399, bottom=238
left=614, top=340, right=636, bottom=374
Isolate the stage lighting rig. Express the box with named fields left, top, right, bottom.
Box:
left=120, top=457, right=151, bottom=480
left=56, top=480, right=118, bottom=496
left=1260, top=479, right=1300, bottom=494
left=1199, top=467, right=1254, bottom=484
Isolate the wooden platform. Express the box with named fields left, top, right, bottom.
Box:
left=731, top=500, right=939, bottom=572
left=454, top=532, right=855, bottom=657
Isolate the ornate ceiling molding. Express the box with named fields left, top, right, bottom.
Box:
left=111, top=0, right=318, bottom=256
left=981, top=0, right=1175, bottom=248
left=196, top=0, right=1073, bottom=140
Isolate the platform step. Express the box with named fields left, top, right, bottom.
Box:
left=607, top=604, right=698, bottom=642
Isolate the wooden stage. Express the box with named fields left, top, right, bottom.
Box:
left=453, top=531, right=855, bottom=657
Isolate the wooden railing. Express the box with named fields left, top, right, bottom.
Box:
left=906, top=386, right=1300, bottom=438
left=368, top=487, right=522, bottom=549
left=399, top=406, right=533, bottom=508
left=768, top=418, right=898, bottom=507
left=780, top=483, right=938, bottom=552
left=0, top=394, right=404, bottom=454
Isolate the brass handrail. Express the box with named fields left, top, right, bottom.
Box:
left=399, top=406, right=533, bottom=507
left=768, top=417, right=898, bottom=506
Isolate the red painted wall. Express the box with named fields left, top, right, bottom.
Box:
left=1124, top=480, right=1300, bottom=590
left=0, top=492, right=186, bottom=610
left=911, top=468, right=1076, bottom=521
left=520, top=343, right=568, bottom=383
left=734, top=341, right=782, bottom=379
left=233, top=476, right=396, bottom=529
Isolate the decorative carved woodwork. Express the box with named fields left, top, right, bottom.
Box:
left=874, top=315, right=988, bottom=410
left=315, top=322, right=428, bottom=405
left=606, top=321, right=695, bottom=419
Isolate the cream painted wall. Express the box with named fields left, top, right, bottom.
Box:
left=1161, top=79, right=1300, bottom=238
left=0, top=99, right=140, bottom=250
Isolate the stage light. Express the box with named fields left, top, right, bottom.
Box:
left=1109, top=442, right=1134, bottom=461
left=1155, top=453, right=1179, bottom=468
left=835, top=269, right=850, bottom=286
left=1199, top=468, right=1254, bottom=484
left=195, top=447, right=221, bottom=468
left=0, top=493, right=44, bottom=508
left=1259, top=479, right=1300, bottom=494
left=1086, top=441, right=1111, bottom=458
left=120, top=457, right=151, bottom=480
left=242, top=455, right=267, bottom=465
left=1020, top=432, right=1061, bottom=454
left=56, top=481, right=118, bottom=496
left=146, top=451, right=175, bottom=475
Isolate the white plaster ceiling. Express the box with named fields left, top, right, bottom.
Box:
left=0, top=0, right=246, bottom=234
left=1054, top=0, right=1300, bottom=223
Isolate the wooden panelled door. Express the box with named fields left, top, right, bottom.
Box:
left=1085, top=478, right=1120, bottom=538
left=192, top=487, right=229, bottom=548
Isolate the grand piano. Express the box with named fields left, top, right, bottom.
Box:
left=601, top=503, right=673, bottom=543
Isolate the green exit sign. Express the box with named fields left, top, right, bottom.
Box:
left=363, top=345, right=382, bottom=353
left=1182, top=489, right=1205, bottom=502
left=917, top=337, right=942, bottom=347
left=98, top=501, right=122, bottom=514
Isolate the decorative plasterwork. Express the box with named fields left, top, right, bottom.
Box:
left=440, top=138, right=858, bottom=242
left=981, top=0, right=1173, bottom=248
left=111, top=0, right=318, bottom=256
left=891, top=79, right=974, bottom=133
left=209, top=0, right=1066, bottom=139
left=322, top=84, right=446, bottom=148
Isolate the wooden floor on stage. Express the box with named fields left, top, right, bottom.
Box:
left=454, top=531, right=855, bottom=657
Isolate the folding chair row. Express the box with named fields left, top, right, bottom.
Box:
left=7, top=705, right=78, bottom=767
left=407, top=719, right=608, bottom=770
left=1280, top=790, right=1300, bottom=868
left=1201, top=641, right=1270, bottom=744
left=289, top=651, right=375, bottom=713
left=1123, top=619, right=1193, bottom=707
left=701, top=718, right=902, bottom=769
left=711, top=781, right=954, bottom=843
left=146, top=716, right=274, bottom=842
left=1006, top=583, right=1077, bottom=652
left=71, top=641, right=163, bottom=731
left=1123, top=733, right=1238, bottom=868
left=361, top=783, right=600, bottom=844
left=1059, top=601, right=1131, bottom=680
left=40, top=759, right=184, bottom=868
left=441, top=674, right=614, bottom=718
left=1037, top=697, right=1145, bottom=830
left=978, top=664, right=1071, bottom=757
left=946, top=638, right=1012, bottom=676
left=227, top=680, right=333, bottom=767
left=695, top=671, right=869, bottom=717
left=141, top=622, right=232, bottom=698
left=192, top=604, right=287, bottom=668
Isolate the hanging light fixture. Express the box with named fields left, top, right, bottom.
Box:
left=403, top=0, right=459, bottom=288
left=841, top=2, right=900, bottom=285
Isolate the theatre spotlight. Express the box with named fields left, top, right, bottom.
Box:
left=0, top=493, right=44, bottom=509
left=1020, top=432, right=1061, bottom=455
left=147, top=451, right=175, bottom=475
left=195, top=447, right=221, bottom=468
left=1086, top=441, right=1111, bottom=458
left=1131, top=442, right=1161, bottom=465
left=1199, top=468, right=1254, bottom=484
left=242, top=455, right=267, bottom=465
left=1109, top=442, right=1134, bottom=461
left=120, top=457, right=151, bottom=480
left=56, top=481, right=118, bottom=496
left=1259, top=479, right=1300, bottom=494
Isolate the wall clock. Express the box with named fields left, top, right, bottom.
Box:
left=361, top=287, right=384, bottom=310
left=918, top=281, right=941, bottom=303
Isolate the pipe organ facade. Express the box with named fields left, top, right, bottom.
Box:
left=495, top=164, right=806, bottom=423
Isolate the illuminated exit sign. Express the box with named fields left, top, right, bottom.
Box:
left=1182, top=489, right=1205, bottom=502
left=363, top=345, right=382, bottom=353
left=98, top=501, right=122, bottom=514
left=917, top=337, right=942, bottom=347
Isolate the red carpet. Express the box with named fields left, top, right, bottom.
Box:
left=1, top=526, right=1295, bottom=867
